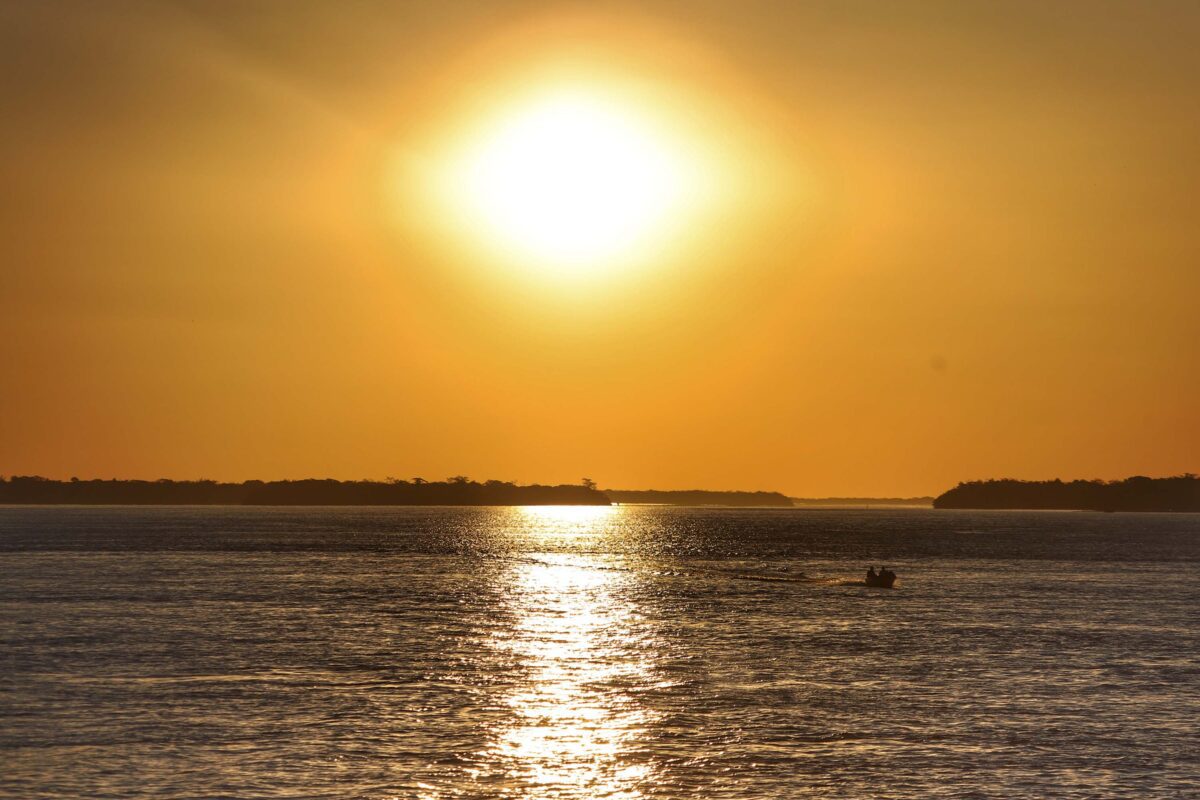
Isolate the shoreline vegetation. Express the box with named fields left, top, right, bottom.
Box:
left=790, top=496, right=933, bottom=507
left=2, top=475, right=1195, bottom=511
left=0, top=477, right=791, bottom=507
left=0, top=476, right=610, bottom=506
left=933, top=475, right=1200, bottom=512
left=606, top=489, right=793, bottom=506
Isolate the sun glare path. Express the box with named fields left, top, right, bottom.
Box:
left=485, top=556, right=658, bottom=796
left=454, top=505, right=658, bottom=795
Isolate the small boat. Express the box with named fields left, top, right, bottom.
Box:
left=864, top=570, right=896, bottom=588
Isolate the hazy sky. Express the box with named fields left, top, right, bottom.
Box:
left=2, top=1, right=1197, bottom=496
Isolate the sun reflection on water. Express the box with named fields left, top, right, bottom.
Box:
left=515, top=505, right=622, bottom=538
left=480, top=506, right=659, bottom=797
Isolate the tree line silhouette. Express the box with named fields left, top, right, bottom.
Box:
left=0, top=476, right=805, bottom=507
left=15, top=475, right=1190, bottom=510
left=789, top=496, right=933, bottom=506
left=933, top=475, right=1200, bottom=512
left=606, top=489, right=793, bottom=506
left=0, top=476, right=610, bottom=506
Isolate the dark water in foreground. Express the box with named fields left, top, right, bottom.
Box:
left=1, top=506, right=1198, bottom=799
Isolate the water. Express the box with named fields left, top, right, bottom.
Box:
left=1, top=506, right=1198, bottom=799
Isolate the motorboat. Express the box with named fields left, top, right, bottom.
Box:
left=864, top=570, right=896, bottom=588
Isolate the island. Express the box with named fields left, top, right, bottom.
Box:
left=0, top=476, right=610, bottom=506
left=0, top=477, right=798, bottom=507
left=932, top=475, right=1200, bottom=512
left=790, top=496, right=933, bottom=507
left=605, top=489, right=793, bottom=506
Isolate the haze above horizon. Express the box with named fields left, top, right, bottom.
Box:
left=2, top=2, right=1197, bottom=496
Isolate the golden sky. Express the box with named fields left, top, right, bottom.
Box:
left=1, top=1, right=1197, bottom=496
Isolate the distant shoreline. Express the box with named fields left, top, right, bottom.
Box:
left=0, top=477, right=609, bottom=506
left=6, top=475, right=1195, bottom=511
left=0, top=477, right=794, bottom=507
left=790, top=497, right=933, bottom=508
left=933, top=476, right=1200, bottom=513
left=606, top=489, right=793, bottom=507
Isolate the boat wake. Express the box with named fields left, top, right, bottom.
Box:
left=501, top=554, right=889, bottom=588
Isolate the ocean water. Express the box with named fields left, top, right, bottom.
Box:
left=1, top=506, right=1197, bottom=799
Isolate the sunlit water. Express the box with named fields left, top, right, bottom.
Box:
left=2, top=506, right=1198, bottom=799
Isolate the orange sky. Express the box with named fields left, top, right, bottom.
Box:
left=1, top=1, right=1197, bottom=496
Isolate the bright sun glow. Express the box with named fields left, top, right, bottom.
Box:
left=436, top=87, right=711, bottom=277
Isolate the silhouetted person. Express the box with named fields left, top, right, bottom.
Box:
left=866, top=566, right=877, bottom=582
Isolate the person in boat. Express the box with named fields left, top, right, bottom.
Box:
left=866, top=566, right=877, bottom=582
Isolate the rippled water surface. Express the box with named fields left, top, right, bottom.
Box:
left=2, top=506, right=1198, bottom=798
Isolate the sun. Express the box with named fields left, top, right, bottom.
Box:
left=433, top=86, right=711, bottom=278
